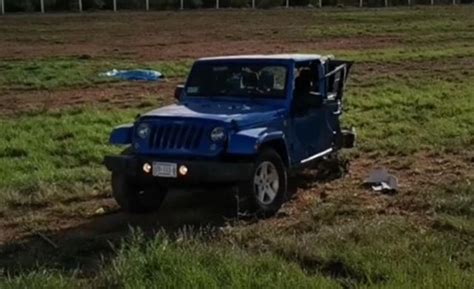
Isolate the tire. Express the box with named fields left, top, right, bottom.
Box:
left=111, top=147, right=167, bottom=214
left=111, top=173, right=167, bottom=214
left=239, top=148, right=288, bottom=217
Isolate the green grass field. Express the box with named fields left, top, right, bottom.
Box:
left=0, top=6, right=473, bottom=289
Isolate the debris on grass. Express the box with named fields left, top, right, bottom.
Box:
left=100, top=69, right=164, bottom=81
left=364, top=168, right=398, bottom=193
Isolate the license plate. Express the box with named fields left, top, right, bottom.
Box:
left=152, top=162, right=177, bottom=178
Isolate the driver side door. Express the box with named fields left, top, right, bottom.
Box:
left=324, top=60, right=353, bottom=149
left=290, top=62, right=334, bottom=164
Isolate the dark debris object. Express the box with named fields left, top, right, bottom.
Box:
left=364, top=168, right=398, bottom=194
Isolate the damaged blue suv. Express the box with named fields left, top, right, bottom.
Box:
left=104, top=54, right=354, bottom=216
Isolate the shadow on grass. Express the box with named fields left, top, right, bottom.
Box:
left=0, top=158, right=347, bottom=277
left=0, top=187, right=237, bottom=276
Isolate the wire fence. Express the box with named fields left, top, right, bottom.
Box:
left=0, top=0, right=472, bottom=14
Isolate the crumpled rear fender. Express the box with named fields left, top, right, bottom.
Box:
left=227, top=127, right=287, bottom=156
left=109, top=124, right=133, bottom=145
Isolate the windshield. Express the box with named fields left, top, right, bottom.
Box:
left=185, top=62, right=288, bottom=99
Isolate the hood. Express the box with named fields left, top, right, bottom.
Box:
left=141, top=101, right=286, bottom=128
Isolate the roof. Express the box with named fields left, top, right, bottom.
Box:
left=197, top=54, right=332, bottom=63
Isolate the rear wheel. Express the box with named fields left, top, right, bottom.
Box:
left=239, top=148, right=288, bottom=217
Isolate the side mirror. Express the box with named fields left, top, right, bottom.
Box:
left=174, top=84, right=184, bottom=101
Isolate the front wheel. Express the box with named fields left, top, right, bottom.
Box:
left=111, top=173, right=167, bottom=214
left=239, top=148, right=288, bottom=217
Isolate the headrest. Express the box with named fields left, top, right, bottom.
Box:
left=299, top=69, right=313, bottom=82
left=259, top=71, right=274, bottom=90
left=242, top=72, right=258, bottom=88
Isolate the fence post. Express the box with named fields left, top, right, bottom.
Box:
left=430, top=0, right=433, bottom=4
left=146, top=0, right=149, bottom=10
left=384, top=0, right=388, bottom=6
left=407, top=0, right=411, bottom=5
left=216, top=0, right=219, bottom=8
left=78, top=0, right=83, bottom=12
left=180, top=0, right=184, bottom=9
left=359, top=0, right=363, bottom=7
left=452, top=0, right=455, bottom=4
left=252, top=0, right=255, bottom=8
left=113, top=0, right=117, bottom=11
left=1, top=0, right=4, bottom=15
left=286, top=0, right=289, bottom=8
left=40, top=0, right=45, bottom=13
left=318, top=0, right=322, bottom=8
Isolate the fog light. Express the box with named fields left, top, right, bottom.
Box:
left=179, top=165, right=188, bottom=176
left=143, top=163, right=152, bottom=174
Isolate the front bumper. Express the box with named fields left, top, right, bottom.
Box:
left=104, top=155, right=253, bottom=184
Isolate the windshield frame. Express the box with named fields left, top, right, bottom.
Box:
left=182, top=59, right=292, bottom=102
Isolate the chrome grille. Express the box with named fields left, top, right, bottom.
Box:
left=150, top=123, right=204, bottom=150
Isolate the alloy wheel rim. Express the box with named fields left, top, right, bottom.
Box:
left=254, top=161, right=279, bottom=205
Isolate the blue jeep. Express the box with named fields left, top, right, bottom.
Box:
left=104, top=54, right=354, bottom=216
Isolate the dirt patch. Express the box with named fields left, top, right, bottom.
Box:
left=0, top=80, right=179, bottom=116
left=257, top=151, right=473, bottom=232
left=0, top=186, right=237, bottom=245
left=0, top=11, right=399, bottom=61
left=1, top=152, right=471, bottom=274
left=0, top=187, right=238, bottom=274
left=353, top=57, right=474, bottom=81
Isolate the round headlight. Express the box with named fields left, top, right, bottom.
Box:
left=210, top=127, right=226, bottom=142
left=136, top=123, right=151, bottom=139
